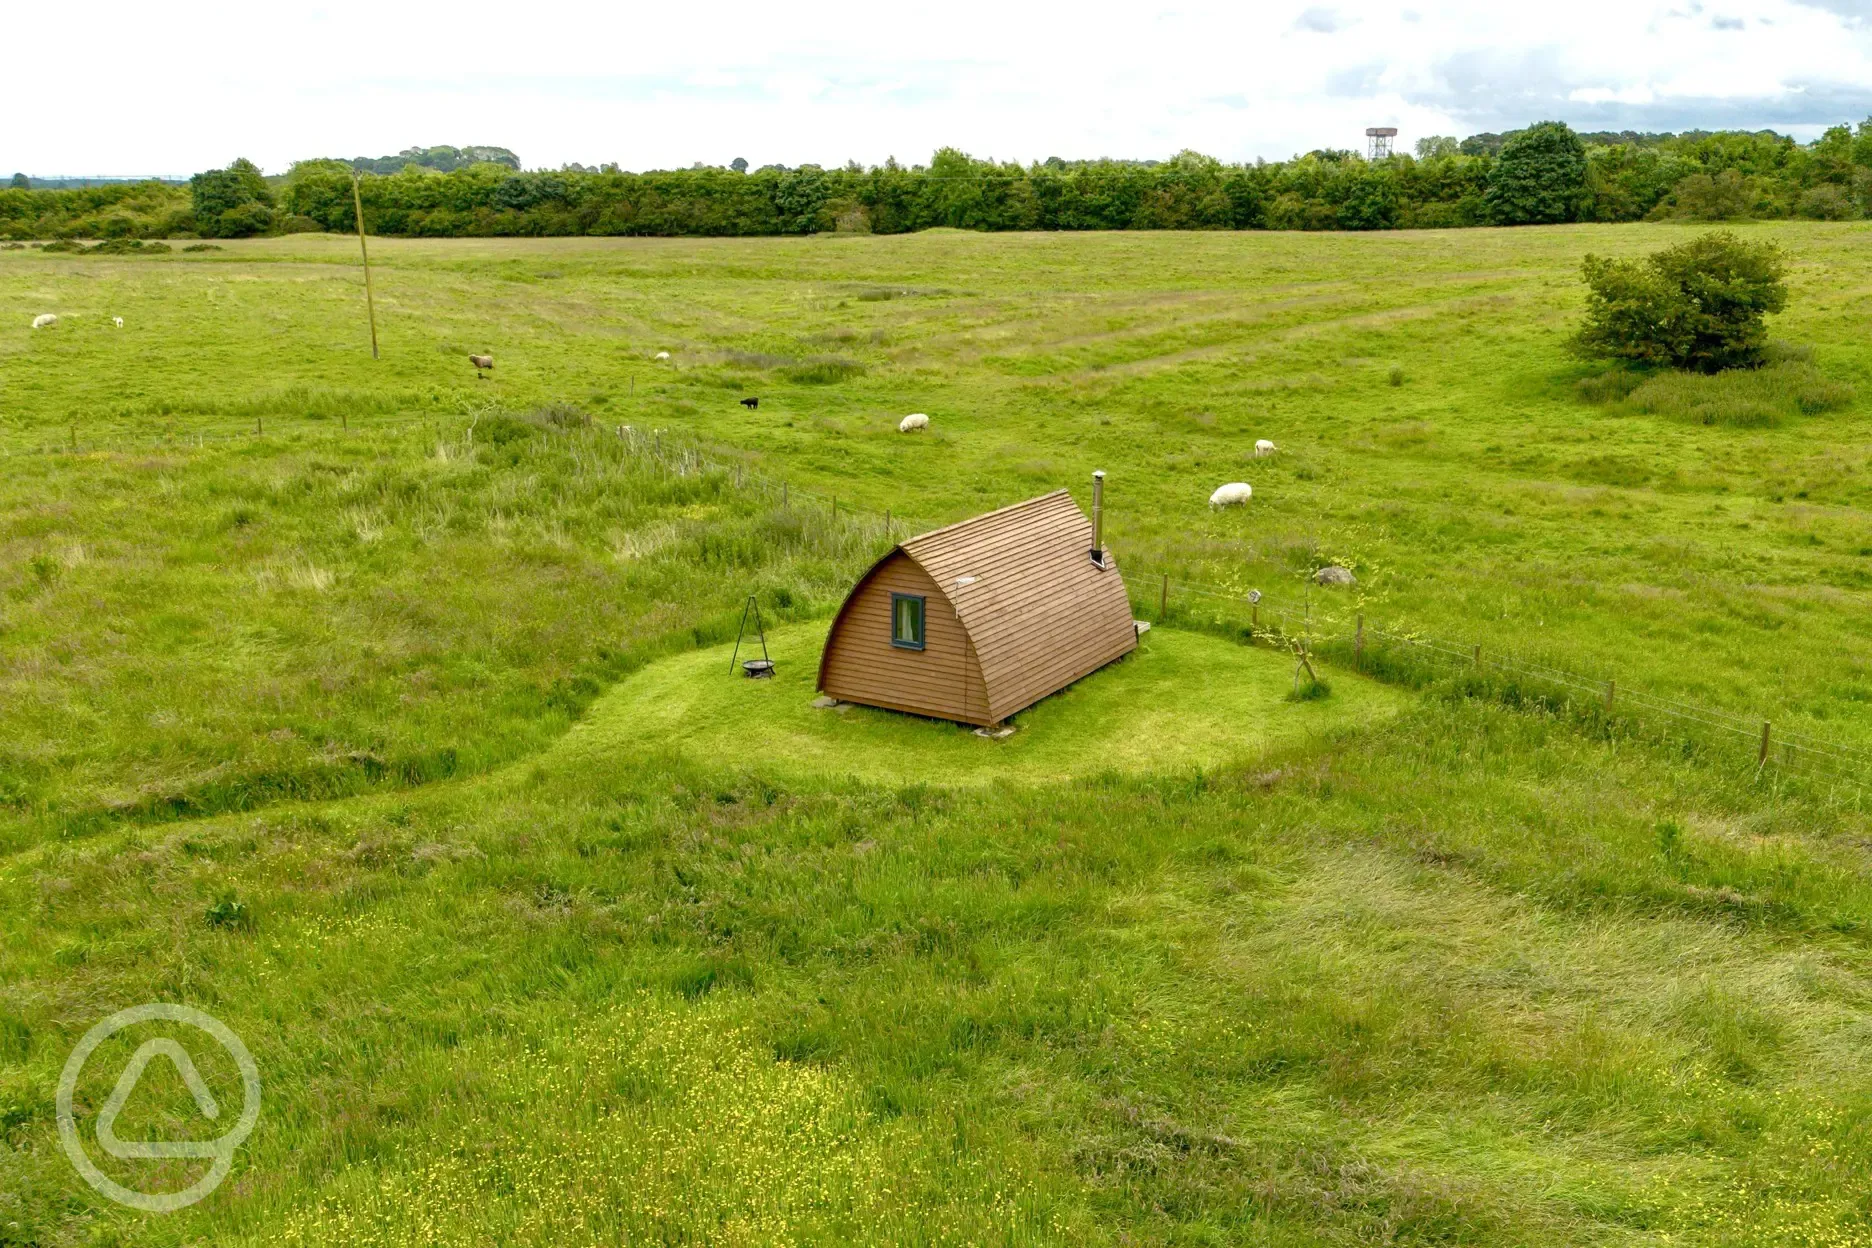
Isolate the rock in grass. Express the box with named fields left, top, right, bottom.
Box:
left=1314, top=565, right=1356, bottom=587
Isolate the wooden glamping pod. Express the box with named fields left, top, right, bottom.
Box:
left=817, top=475, right=1137, bottom=727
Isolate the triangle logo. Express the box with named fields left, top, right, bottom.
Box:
left=95, top=1039, right=223, bottom=1161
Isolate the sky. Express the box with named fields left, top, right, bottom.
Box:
left=10, top=0, right=1872, bottom=176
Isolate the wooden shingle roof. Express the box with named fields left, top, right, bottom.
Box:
left=896, top=490, right=1137, bottom=723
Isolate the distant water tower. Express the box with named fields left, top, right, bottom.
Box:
left=1365, top=127, right=1398, bottom=159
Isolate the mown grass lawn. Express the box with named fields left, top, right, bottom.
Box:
left=3, top=227, right=1872, bottom=1246
left=565, top=622, right=1401, bottom=787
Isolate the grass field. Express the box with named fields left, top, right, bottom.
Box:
left=4, top=225, right=1872, bottom=1246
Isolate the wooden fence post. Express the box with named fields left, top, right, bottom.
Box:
left=1759, top=720, right=1772, bottom=766
left=1356, top=613, right=1364, bottom=670
left=1159, top=574, right=1169, bottom=619
left=1605, top=679, right=1615, bottom=710
left=1472, top=644, right=1481, bottom=668
left=352, top=173, right=380, bottom=360
left=256, top=415, right=263, bottom=436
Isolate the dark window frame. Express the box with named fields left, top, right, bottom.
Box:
left=890, top=592, right=926, bottom=650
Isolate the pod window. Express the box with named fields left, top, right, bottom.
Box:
left=891, top=593, right=926, bottom=650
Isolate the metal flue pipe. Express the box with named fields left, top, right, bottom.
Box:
left=1090, top=470, right=1106, bottom=566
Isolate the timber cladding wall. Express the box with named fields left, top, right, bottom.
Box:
left=818, top=553, right=989, bottom=724
left=817, top=490, right=1137, bottom=727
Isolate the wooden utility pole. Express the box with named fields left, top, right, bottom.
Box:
left=352, top=174, right=380, bottom=360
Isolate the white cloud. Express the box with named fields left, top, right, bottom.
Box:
left=4, top=0, right=1871, bottom=176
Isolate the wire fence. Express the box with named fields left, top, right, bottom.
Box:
left=1115, top=567, right=1872, bottom=792
left=10, top=409, right=1870, bottom=791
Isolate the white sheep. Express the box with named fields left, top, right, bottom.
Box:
left=898, top=413, right=929, bottom=433
left=1209, top=482, right=1252, bottom=507
left=1254, top=439, right=1277, bottom=457
left=654, top=351, right=671, bottom=361
left=30, top=314, right=57, bottom=330
left=112, top=317, right=124, bottom=329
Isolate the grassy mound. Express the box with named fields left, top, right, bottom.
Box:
left=560, top=622, right=1401, bottom=786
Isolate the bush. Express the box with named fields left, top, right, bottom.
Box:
left=1573, top=231, right=1788, bottom=372
left=1799, top=184, right=1860, bottom=220
left=217, top=201, right=275, bottom=238
left=1664, top=169, right=1757, bottom=221
left=83, top=238, right=172, bottom=255
left=279, top=213, right=324, bottom=234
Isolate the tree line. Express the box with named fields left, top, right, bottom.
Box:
left=5, top=121, right=1872, bottom=242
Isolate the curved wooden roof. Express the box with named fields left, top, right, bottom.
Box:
left=818, top=490, right=1137, bottom=725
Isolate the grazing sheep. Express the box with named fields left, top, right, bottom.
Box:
left=1254, top=439, right=1276, bottom=457
left=740, top=397, right=759, bottom=409
left=112, top=317, right=124, bottom=329
left=654, top=351, right=671, bottom=360
left=1314, top=565, right=1356, bottom=587
left=30, top=314, right=56, bottom=330
left=898, top=413, right=929, bottom=433
left=1209, top=482, right=1253, bottom=507
left=469, top=353, right=493, bottom=379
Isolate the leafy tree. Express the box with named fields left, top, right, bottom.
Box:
left=341, top=146, right=519, bottom=175
left=1573, top=231, right=1788, bottom=372
left=1414, top=136, right=1459, bottom=160
left=190, top=158, right=274, bottom=237
left=8, top=173, right=27, bottom=189
left=1667, top=169, right=1755, bottom=220
left=731, top=157, right=748, bottom=173
left=1486, top=121, right=1586, bottom=224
